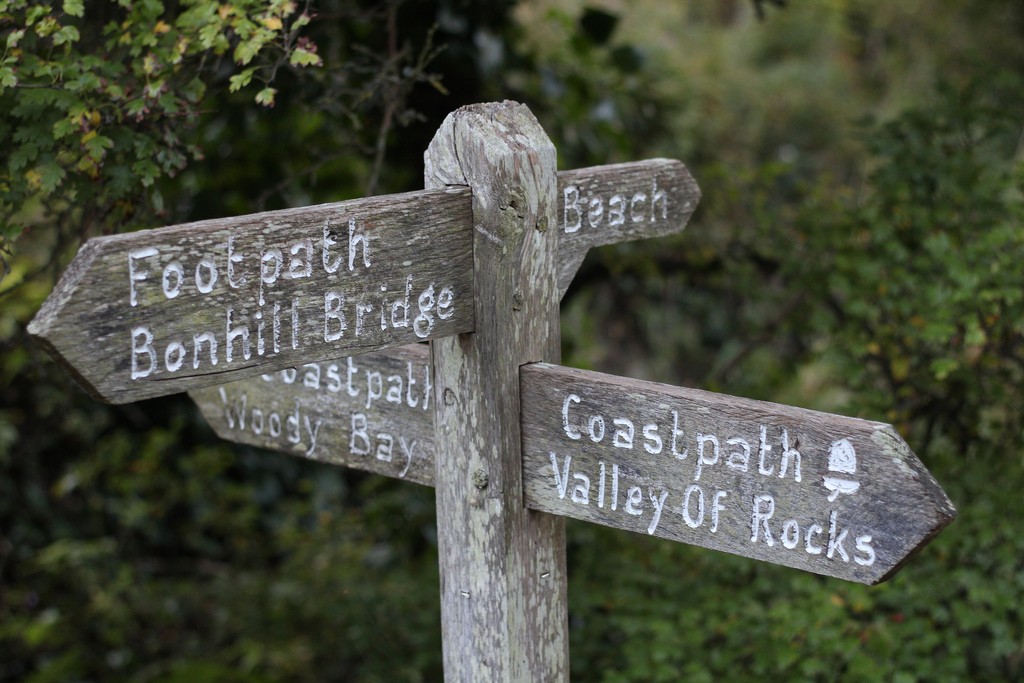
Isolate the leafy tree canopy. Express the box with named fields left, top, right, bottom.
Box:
left=0, top=0, right=325, bottom=280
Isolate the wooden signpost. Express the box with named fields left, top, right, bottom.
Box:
left=30, top=101, right=955, bottom=681
left=26, top=190, right=475, bottom=403
left=192, top=351, right=954, bottom=585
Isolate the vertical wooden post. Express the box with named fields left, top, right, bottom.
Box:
left=424, top=102, right=568, bottom=681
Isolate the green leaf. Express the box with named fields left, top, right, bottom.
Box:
left=83, top=132, right=113, bottom=161
left=255, top=86, right=276, bottom=107
left=37, top=160, right=66, bottom=193
left=931, top=358, right=959, bottom=381
left=132, top=158, right=160, bottom=187
left=52, top=25, right=80, bottom=46
left=25, top=5, right=50, bottom=26
left=288, top=46, right=322, bottom=68
left=0, top=66, right=16, bottom=91
left=51, top=117, right=76, bottom=139
left=228, top=67, right=255, bottom=93
left=6, top=28, right=25, bottom=49
left=63, top=0, right=84, bottom=17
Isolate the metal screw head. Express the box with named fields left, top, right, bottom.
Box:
left=536, top=215, right=549, bottom=232
left=443, top=387, right=456, bottom=406
left=473, top=469, right=489, bottom=490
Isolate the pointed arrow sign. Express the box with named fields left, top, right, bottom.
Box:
left=191, top=355, right=956, bottom=585
left=193, top=344, right=437, bottom=486
left=29, top=160, right=698, bottom=404
left=520, top=363, right=956, bottom=585
left=27, top=189, right=475, bottom=403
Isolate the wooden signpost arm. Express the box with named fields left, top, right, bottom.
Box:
left=555, top=159, right=700, bottom=295
left=424, top=102, right=569, bottom=681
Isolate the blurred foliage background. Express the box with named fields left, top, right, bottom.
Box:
left=2, top=0, right=1023, bottom=680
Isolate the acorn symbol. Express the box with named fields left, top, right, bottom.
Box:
left=823, top=438, right=860, bottom=501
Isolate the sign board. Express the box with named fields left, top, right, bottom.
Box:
left=31, top=101, right=955, bottom=681
left=519, top=363, right=956, bottom=584
left=194, top=356, right=955, bottom=584
left=555, top=159, right=699, bottom=294
left=27, top=189, right=474, bottom=403
left=194, top=344, right=435, bottom=486
left=189, top=155, right=700, bottom=482
left=28, top=159, right=696, bottom=405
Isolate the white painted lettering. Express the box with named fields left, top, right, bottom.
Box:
left=324, top=291, right=346, bottom=341
left=350, top=412, right=370, bottom=456
left=694, top=433, right=720, bottom=481
left=391, top=275, right=412, bottom=328
left=227, top=235, right=245, bottom=287
left=571, top=473, right=590, bottom=505
left=130, top=326, right=155, bottom=379
left=193, top=331, right=217, bottom=369
left=726, top=437, right=751, bottom=471
left=128, top=246, right=158, bottom=306
left=302, top=364, right=320, bottom=389
left=397, top=437, right=416, bottom=478
left=630, top=191, right=647, bottom=222
left=613, top=418, right=635, bottom=449
left=651, top=177, right=668, bottom=221
left=710, top=490, right=727, bottom=533
left=682, top=484, right=705, bottom=529
left=625, top=485, right=643, bottom=516
left=348, top=217, right=370, bottom=270
left=778, top=428, right=802, bottom=482
left=563, top=185, right=582, bottom=233
left=642, top=423, right=662, bottom=454
left=162, top=260, right=183, bottom=299
left=750, top=494, right=775, bottom=546
left=437, top=286, right=455, bottom=320
left=289, top=238, right=313, bottom=279
left=414, top=284, right=435, bottom=338
left=854, top=534, right=876, bottom=566
left=258, top=248, right=282, bottom=306
left=195, top=258, right=218, bottom=293
left=670, top=410, right=687, bottom=459
left=551, top=452, right=571, bottom=499
left=303, top=416, right=322, bottom=457
left=608, top=194, right=626, bottom=225
left=375, top=433, right=393, bottom=462
left=781, top=519, right=800, bottom=549
left=647, top=489, right=668, bottom=535
left=562, top=394, right=582, bottom=440
left=805, top=523, right=823, bottom=555
left=386, top=375, right=403, bottom=403
left=364, top=370, right=383, bottom=409
left=322, top=220, right=342, bottom=273
left=164, top=340, right=186, bottom=372
left=758, top=425, right=774, bottom=475
left=286, top=401, right=300, bottom=444
left=588, top=197, right=603, bottom=227
left=827, top=509, right=850, bottom=562
left=225, top=307, right=251, bottom=363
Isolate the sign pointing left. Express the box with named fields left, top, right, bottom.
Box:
left=27, top=188, right=474, bottom=403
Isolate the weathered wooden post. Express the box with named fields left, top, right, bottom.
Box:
left=423, top=102, right=568, bottom=681
left=29, top=99, right=954, bottom=682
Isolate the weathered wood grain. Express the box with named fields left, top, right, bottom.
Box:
left=27, top=188, right=474, bottom=403
left=195, top=354, right=957, bottom=585
left=190, top=158, right=700, bottom=473
left=519, top=363, right=957, bottom=585
left=556, top=158, right=700, bottom=294
left=189, top=344, right=434, bottom=485
left=425, top=102, right=568, bottom=681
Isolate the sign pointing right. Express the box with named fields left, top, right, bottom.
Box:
left=520, top=364, right=956, bottom=585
